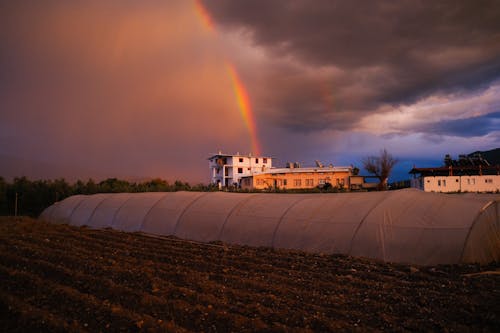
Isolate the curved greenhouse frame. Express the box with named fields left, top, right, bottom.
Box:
left=41, top=189, right=500, bottom=265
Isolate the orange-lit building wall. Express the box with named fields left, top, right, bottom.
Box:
left=240, top=170, right=352, bottom=190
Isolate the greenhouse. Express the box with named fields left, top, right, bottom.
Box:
left=41, top=189, right=500, bottom=265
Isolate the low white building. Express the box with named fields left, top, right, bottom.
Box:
left=410, top=166, right=500, bottom=193
left=208, top=152, right=273, bottom=187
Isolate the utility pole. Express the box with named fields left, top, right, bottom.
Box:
left=14, top=192, right=18, bottom=217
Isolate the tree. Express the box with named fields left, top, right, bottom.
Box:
left=0, top=177, right=7, bottom=215
left=362, top=149, right=398, bottom=190
left=173, top=180, right=191, bottom=191
left=143, top=178, right=170, bottom=192
left=98, top=178, right=132, bottom=193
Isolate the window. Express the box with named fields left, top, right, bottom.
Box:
left=294, top=179, right=302, bottom=187
left=239, top=158, right=244, bottom=163
left=319, top=179, right=326, bottom=185
left=247, top=168, right=251, bottom=171
left=306, top=179, right=314, bottom=186
left=485, top=179, right=493, bottom=184
left=237, top=168, right=243, bottom=174
left=438, top=180, right=441, bottom=186
left=263, top=158, right=267, bottom=164
left=442, top=180, right=446, bottom=187
left=283, top=179, right=287, bottom=186
left=255, top=158, right=259, bottom=163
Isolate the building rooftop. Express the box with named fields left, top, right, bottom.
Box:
left=242, top=166, right=352, bottom=177
left=409, top=165, right=500, bottom=176
left=208, top=152, right=273, bottom=160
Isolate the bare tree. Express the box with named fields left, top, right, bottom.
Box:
left=362, top=149, right=398, bottom=190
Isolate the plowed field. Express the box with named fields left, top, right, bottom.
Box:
left=1, top=217, right=499, bottom=332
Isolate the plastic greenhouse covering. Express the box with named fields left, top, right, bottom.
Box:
left=40, top=189, right=500, bottom=265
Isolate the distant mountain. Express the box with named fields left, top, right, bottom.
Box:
left=468, top=148, right=500, bottom=165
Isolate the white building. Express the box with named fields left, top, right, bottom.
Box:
left=410, top=166, right=500, bottom=193
left=411, top=175, right=500, bottom=193
left=208, top=152, right=273, bottom=187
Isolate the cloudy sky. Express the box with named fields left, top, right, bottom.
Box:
left=1, top=0, right=499, bottom=183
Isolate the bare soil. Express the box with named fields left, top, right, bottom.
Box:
left=0, top=217, right=499, bottom=332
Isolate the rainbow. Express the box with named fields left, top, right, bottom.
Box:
left=194, top=0, right=215, bottom=33
left=226, top=64, right=262, bottom=156
left=194, top=0, right=262, bottom=156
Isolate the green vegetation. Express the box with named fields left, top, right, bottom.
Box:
left=0, top=176, right=217, bottom=217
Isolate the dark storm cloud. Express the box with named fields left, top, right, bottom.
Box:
left=420, top=111, right=500, bottom=137
left=202, top=0, right=500, bottom=134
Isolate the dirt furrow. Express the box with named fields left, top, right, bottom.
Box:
left=1, top=217, right=499, bottom=332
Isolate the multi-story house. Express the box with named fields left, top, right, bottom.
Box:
left=208, top=152, right=273, bottom=187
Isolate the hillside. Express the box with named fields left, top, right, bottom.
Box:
left=468, top=148, right=500, bottom=165
left=1, top=217, right=499, bottom=332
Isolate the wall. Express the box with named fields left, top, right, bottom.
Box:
left=423, top=176, right=461, bottom=192
left=460, top=175, right=500, bottom=192
left=241, top=170, right=351, bottom=190
left=412, top=175, right=500, bottom=193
